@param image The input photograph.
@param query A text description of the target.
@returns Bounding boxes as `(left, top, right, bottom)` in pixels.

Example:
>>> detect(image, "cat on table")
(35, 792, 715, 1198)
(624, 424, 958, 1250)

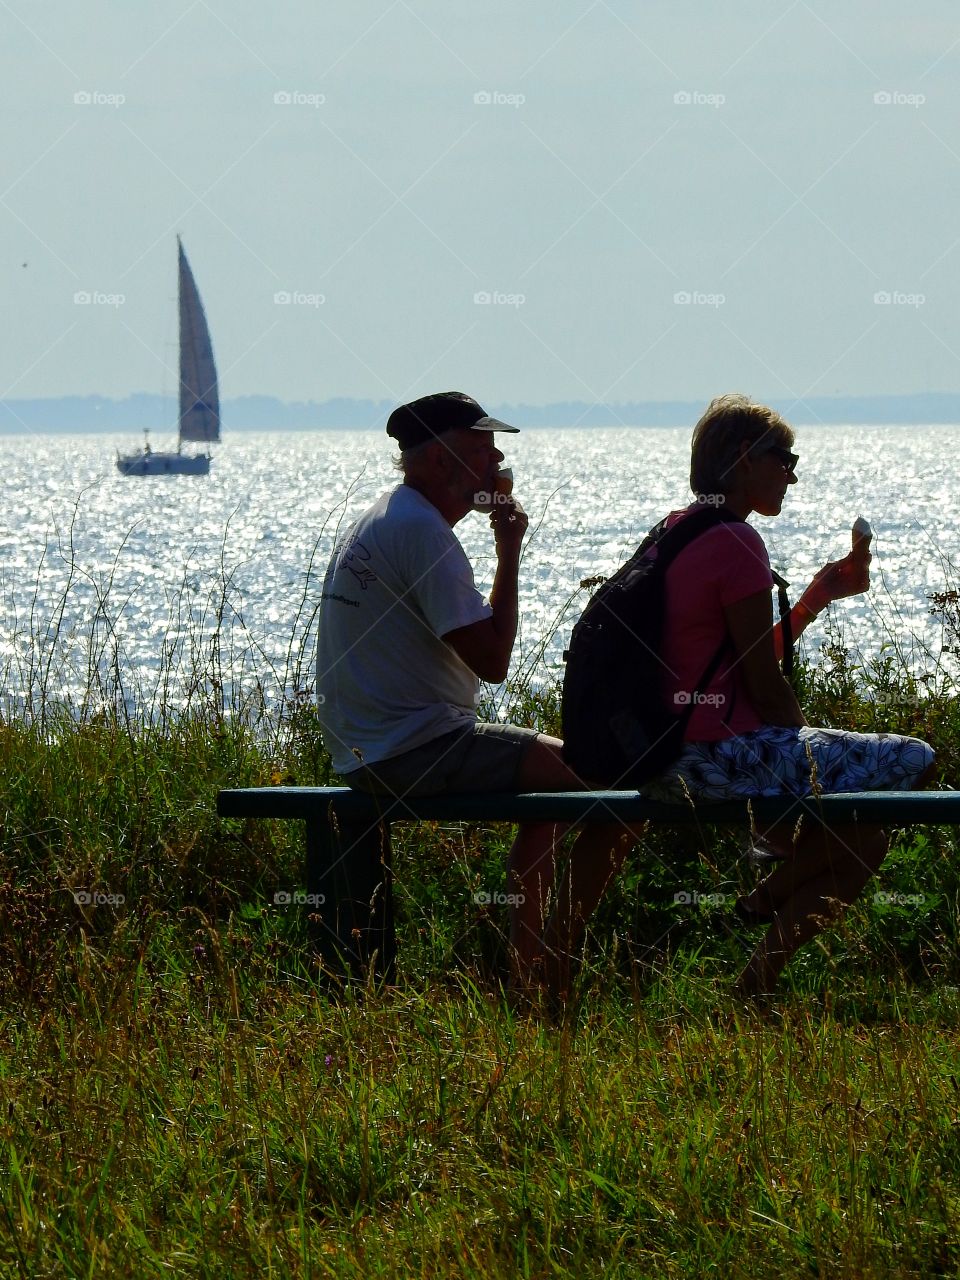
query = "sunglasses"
(763, 444, 799, 475)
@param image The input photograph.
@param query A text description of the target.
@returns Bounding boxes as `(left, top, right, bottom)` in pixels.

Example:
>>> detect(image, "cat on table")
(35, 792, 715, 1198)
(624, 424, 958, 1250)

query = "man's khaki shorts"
(345, 721, 541, 798)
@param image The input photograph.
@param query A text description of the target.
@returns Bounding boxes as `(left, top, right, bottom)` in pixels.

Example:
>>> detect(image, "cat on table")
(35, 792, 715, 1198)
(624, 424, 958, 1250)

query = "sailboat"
(116, 237, 220, 476)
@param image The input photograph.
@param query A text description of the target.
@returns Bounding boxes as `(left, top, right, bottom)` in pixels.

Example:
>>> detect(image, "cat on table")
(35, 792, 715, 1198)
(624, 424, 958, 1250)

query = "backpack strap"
(639, 504, 742, 564)
(656, 512, 795, 684)
(771, 570, 794, 683)
(675, 634, 731, 736)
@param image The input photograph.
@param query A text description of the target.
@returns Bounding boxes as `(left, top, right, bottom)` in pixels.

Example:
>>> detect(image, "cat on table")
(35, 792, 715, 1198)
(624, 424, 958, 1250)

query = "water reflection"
(0, 424, 956, 714)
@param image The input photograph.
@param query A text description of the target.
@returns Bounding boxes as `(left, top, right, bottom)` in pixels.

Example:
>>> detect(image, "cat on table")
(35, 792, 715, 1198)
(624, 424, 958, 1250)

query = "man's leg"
(508, 736, 639, 998)
(506, 819, 565, 990)
(506, 736, 577, 992)
(539, 822, 635, 1000)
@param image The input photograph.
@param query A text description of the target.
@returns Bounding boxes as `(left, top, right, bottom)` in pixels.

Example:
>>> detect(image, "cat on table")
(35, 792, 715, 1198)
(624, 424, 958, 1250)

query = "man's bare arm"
(444, 499, 526, 683)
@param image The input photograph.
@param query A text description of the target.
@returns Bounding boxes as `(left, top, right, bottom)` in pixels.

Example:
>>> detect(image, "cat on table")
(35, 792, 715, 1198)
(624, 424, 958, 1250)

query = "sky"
(3, 2, 960, 413)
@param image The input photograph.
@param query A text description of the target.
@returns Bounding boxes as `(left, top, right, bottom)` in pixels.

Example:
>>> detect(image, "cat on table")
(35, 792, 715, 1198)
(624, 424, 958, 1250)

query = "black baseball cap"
(386, 391, 519, 450)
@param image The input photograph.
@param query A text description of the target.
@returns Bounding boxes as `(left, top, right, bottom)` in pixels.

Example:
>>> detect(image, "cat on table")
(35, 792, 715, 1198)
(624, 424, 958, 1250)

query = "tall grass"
(0, 530, 959, 1274)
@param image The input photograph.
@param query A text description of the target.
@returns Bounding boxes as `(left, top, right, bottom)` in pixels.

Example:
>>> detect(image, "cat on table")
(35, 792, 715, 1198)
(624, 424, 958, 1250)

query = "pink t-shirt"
(657, 509, 774, 741)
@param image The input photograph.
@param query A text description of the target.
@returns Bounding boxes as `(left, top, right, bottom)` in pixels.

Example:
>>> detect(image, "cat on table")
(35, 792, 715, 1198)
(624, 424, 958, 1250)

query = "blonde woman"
(645, 394, 935, 997)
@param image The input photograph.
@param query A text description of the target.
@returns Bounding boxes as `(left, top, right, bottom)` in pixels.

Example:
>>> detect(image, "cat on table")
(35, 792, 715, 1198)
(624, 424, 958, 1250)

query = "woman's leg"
(734, 819, 888, 998)
(739, 756, 937, 920)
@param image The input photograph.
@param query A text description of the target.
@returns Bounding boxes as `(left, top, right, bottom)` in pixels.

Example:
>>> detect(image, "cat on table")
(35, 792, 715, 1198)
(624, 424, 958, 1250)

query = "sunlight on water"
(0, 424, 956, 711)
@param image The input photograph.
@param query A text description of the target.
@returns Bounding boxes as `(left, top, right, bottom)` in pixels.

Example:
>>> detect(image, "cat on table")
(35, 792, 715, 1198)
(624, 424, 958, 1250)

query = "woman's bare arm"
(723, 589, 806, 726)
(772, 548, 871, 662)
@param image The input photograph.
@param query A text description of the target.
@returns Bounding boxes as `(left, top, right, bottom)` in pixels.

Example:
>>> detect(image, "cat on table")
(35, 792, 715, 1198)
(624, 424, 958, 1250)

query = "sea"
(0, 424, 957, 716)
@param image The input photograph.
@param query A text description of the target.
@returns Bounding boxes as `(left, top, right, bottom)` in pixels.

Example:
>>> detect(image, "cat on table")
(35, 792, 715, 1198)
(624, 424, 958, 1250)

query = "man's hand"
(803, 548, 871, 613)
(444, 496, 526, 681)
(489, 496, 528, 559)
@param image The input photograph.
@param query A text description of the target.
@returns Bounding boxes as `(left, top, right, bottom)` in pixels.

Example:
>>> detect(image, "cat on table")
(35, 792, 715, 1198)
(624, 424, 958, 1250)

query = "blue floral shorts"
(644, 725, 935, 801)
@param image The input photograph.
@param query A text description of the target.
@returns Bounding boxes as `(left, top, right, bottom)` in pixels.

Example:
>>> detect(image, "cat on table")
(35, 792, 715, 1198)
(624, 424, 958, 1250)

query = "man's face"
(443, 428, 504, 498)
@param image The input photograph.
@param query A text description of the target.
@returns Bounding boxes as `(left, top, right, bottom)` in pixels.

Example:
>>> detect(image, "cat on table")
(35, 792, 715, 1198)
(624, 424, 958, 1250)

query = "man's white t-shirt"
(315, 485, 492, 774)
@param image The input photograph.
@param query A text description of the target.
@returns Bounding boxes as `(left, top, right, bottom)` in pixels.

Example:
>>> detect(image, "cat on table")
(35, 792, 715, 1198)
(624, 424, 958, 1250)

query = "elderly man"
(316, 391, 630, 999)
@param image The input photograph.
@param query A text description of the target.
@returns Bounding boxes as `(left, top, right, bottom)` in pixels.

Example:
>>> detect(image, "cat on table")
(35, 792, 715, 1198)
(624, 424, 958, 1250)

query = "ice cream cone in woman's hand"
(852, 516, 872, 562)
(851, 516, 872, 587)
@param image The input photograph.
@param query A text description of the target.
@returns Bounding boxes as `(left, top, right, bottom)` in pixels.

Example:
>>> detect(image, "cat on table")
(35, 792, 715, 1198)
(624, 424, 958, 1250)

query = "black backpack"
(560, 505, 743, 787)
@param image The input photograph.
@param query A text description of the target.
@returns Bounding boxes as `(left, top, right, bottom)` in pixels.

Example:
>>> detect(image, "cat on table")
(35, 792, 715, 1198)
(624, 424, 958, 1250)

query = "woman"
(645, 393, 935, 999)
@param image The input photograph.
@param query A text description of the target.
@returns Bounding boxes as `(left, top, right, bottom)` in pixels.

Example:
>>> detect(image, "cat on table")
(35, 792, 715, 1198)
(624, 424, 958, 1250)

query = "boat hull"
(116, 451, 210, 476)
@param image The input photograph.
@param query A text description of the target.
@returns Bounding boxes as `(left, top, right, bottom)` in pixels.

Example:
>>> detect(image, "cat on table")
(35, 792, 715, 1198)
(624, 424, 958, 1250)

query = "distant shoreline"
(2, 392, 959, 433)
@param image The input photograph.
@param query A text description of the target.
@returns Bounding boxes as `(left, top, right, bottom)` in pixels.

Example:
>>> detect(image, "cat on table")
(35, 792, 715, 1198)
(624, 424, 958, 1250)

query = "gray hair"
(393, 437, 436, 475)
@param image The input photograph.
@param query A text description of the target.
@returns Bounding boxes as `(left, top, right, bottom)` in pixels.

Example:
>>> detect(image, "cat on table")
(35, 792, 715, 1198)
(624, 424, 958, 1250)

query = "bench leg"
(306, 813, 396, 983)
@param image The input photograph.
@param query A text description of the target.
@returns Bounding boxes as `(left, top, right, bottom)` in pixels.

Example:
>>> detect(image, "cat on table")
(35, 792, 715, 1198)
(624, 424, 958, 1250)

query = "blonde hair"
(690, 393, 794, 497)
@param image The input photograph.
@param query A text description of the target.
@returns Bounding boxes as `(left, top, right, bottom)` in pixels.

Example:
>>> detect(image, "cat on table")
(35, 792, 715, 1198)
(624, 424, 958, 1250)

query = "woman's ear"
(736, 439, 753, 470)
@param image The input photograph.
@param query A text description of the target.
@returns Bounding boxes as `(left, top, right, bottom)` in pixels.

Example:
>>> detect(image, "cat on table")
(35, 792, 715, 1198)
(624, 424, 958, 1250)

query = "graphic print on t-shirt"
(340, 533, 378, 591)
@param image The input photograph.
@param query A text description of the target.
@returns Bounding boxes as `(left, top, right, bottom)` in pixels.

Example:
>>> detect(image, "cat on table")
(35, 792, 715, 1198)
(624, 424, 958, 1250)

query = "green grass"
(3, 950, 960, 1277)
(1, 586, 960, 1274)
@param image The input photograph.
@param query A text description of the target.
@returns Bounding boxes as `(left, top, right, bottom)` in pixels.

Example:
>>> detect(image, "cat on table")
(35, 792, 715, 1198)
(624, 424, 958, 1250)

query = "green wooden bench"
(216, 786, 960, 980)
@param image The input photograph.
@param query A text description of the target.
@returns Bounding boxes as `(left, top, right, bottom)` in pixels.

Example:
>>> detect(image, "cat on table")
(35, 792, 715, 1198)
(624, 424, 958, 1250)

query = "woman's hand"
(802, 548, 871, 613)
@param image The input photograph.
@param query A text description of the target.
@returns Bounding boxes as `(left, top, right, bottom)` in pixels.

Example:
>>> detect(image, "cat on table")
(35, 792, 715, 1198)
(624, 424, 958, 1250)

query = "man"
(316, 391, 631, 999)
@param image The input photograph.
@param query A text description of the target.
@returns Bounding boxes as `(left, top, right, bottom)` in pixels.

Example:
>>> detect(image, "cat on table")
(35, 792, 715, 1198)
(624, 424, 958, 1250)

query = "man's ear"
(431, 437, 459, 474)
(427, 439, 446, 473)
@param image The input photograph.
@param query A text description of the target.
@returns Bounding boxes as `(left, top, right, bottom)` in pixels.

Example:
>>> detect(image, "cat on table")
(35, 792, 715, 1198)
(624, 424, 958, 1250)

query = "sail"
(177, 238, 220, 444)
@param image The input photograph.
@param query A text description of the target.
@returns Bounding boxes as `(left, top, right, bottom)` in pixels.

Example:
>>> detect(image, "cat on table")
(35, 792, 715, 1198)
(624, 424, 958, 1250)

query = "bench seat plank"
(217, 786, 960, 826)
(216, 785, 960, 981)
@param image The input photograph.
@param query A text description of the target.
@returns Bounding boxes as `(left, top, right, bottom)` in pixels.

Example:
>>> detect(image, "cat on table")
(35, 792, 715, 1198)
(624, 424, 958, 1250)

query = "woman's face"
(744, 441, 798, 516)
